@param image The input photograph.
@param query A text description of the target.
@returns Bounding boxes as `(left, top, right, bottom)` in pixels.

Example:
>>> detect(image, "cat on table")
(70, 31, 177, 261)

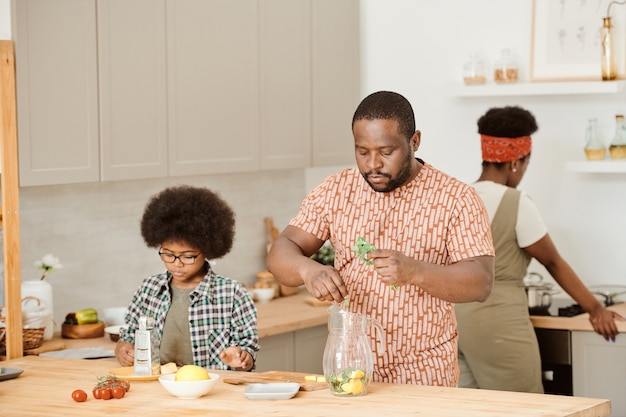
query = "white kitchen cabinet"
(255, 332, 294, 372)
(97, 0, 168, 181)
(311, 0, 360, 167)
(14, 0, 360, 186)
(255, 324, 327, 374)
(15, 0, 167, 185)
(166, 0, 260, 176)
(258, 0, 311, 171)
(14, 0, 100, 186)
(572, 331, 626, 417)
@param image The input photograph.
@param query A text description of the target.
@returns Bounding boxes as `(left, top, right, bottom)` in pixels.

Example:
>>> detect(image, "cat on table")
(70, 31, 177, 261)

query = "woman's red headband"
(480, 134, 532, 163)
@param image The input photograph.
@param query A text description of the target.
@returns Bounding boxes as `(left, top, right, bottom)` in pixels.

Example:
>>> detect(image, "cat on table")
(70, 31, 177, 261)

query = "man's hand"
(369, 248, 416, 289)
(302, 264, 348, 303)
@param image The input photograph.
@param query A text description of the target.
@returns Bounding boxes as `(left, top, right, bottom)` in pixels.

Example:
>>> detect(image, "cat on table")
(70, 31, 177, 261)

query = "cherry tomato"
(100, 388, 112, 400)
(72, 389, 88, 402)
(92, 388, 102, 399)
(119, 379, 131, 392)
(111, 386, 125, 399)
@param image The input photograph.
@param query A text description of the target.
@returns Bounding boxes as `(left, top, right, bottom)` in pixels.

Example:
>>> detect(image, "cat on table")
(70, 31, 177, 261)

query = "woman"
(114, 185, 259, 371)
(455, 106, 622, 393)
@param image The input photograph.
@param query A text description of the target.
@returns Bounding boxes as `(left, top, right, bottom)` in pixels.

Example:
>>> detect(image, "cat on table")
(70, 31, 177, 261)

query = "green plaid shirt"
(120, 263, 258, 370)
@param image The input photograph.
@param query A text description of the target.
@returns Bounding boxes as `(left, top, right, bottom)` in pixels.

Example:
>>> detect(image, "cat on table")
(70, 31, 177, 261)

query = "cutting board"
(24, 339, 66, 356)
(223, 371, 328, 391)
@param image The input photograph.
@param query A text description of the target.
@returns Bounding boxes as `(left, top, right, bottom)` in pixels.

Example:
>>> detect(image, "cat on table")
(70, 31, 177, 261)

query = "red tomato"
(72, 389, 88, 402)
(111, 386, 125, 399)
(119, 379, 131, 392)
(92, 388, 101, 399)
(100, 388, 112, 400)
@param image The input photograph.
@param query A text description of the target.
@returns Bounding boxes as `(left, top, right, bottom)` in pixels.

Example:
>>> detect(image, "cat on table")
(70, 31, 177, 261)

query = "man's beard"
(363, 156, 414, 193)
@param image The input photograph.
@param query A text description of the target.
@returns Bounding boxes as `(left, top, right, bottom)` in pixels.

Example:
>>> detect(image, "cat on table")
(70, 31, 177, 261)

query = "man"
(267, 91, 494, 386)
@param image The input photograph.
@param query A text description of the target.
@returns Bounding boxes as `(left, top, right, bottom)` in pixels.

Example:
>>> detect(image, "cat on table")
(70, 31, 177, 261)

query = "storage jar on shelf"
(493, 49, 518, 84)
(609, 114, 626, 159)
(601, 17, 617, 81)
(583, 118, 606, 161)
(463, 53, 486, 85)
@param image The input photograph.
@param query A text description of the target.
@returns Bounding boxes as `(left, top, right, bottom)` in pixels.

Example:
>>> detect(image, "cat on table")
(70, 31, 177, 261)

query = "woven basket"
(0, 296, 46, 352)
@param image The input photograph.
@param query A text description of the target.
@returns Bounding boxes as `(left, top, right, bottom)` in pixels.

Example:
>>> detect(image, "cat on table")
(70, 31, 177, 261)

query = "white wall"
(361, 0, 626, 298)
(0, 0, 9, 40)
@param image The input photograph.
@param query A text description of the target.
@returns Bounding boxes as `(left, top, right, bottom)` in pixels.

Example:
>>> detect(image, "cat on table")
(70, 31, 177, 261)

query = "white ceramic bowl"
(158, 373, 220, 399)
(252, 288, 274, 303)
(102, 307, 126, 326)
(104, 325, 127, 342)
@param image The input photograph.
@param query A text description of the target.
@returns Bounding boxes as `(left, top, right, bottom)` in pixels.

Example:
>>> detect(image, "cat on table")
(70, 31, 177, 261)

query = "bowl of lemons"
(158, 365, 220, 399)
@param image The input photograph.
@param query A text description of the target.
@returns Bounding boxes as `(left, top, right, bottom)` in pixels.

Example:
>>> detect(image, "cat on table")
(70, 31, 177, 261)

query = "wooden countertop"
(0, 355, 611, 416)
(254, 289, 328, 338)
(530, 302, 626, 332)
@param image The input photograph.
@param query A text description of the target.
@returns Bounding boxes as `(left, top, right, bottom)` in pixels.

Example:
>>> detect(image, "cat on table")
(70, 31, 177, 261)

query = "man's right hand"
(302, 264, 348, 303)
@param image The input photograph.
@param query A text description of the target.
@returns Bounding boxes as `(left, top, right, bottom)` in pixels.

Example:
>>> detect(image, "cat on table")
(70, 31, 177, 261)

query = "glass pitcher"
(322, 303, 385, 397)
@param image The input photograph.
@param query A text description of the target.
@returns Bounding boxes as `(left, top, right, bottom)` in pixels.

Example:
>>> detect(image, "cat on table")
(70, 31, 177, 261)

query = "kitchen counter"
(530, 302, 626, 332)
(253, 289, 328, 338)
(0, 355, 611, 416)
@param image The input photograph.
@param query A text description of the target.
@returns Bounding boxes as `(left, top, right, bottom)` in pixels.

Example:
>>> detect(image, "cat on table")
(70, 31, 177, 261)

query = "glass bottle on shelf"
(583, 118, 606, 161)
(463, 52, 486, 85)
(601, 17, 617, 81)
(609, 114, 626, 159)
(493, 49, 518, 84)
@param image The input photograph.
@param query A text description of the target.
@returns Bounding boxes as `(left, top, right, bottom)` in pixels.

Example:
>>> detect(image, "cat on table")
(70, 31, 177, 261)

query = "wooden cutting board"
(24, 339, 66, 356)
(223, 370, 327, 391)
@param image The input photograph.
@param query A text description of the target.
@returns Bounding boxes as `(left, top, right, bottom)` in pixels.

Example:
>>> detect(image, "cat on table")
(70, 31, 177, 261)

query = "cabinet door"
(258, 0, 311, 171)
(166, 0, 260, 176)
(294, 324, 327, 374)
(15, 0, 99, 186)
(311, 0, 360, 167)
(256, 332, 295, 372)
(97, 0, 168, 181)
(572, 331, 626, 416)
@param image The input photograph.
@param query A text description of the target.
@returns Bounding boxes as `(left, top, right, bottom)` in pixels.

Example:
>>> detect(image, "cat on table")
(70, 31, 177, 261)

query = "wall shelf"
(566, 160, 626, 173)
(452, 80, 626, 97)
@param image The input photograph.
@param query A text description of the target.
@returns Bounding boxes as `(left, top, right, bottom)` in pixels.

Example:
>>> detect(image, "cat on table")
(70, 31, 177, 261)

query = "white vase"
(21, 280, 54, 340)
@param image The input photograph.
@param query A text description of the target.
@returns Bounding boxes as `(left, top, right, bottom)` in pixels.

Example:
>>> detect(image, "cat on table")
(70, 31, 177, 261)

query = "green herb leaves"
(352, 236, 376, 265)
(352, 237, 398, 291)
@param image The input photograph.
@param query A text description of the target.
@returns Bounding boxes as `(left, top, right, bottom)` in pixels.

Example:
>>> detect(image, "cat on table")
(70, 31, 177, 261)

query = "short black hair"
(477, 106, 539, 137)
(352, 91, 416, 140)
(140, 185, 235, 260)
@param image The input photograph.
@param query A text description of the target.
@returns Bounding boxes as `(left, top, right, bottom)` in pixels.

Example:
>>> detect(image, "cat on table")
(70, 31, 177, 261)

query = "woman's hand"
(219, 346, 254, 371)
(588, 305, 624, 341)
(115, 340, 135, 367)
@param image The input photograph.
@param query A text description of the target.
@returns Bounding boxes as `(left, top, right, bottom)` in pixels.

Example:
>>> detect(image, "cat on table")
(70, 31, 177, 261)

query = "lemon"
(174, 365, 210, 381)
(340, 381, 353, 393)
(341, 378, 364, 395)
(348, 369, 365, 380)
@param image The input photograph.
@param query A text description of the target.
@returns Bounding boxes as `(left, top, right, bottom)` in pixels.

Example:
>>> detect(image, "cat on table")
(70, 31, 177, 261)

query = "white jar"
(463, 53, 486, 85)
(21, 280, 54, 340)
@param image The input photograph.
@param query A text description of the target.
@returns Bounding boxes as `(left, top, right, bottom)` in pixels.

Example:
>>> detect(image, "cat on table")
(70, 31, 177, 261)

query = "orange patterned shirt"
(290, 162, 494, 386)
